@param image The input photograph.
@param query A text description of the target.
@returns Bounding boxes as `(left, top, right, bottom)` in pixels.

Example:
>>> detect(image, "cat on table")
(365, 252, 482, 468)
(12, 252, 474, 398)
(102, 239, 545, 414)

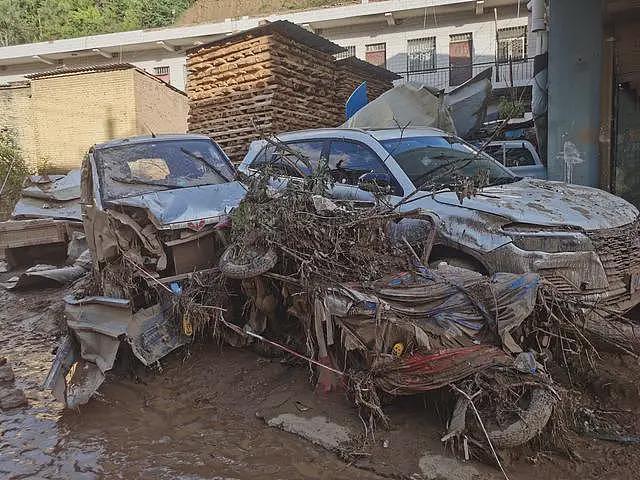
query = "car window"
(484, 145, 504, 162)
(380, 136, 514, 190)
(96, 139, 234, 202)
(504, 147, 536, 167)
(327, 140, 401, 194)
(250, 141, 325, 177)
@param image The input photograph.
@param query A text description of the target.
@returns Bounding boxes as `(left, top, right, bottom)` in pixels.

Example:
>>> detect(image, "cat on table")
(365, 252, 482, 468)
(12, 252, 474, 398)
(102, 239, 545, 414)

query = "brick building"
(0, 64, 188, 171)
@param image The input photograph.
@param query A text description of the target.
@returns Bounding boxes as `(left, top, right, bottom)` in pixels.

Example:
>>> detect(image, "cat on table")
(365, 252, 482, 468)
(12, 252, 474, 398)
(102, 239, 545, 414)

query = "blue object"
(345, 82, 368, 120)
(169, 282, 182, 295)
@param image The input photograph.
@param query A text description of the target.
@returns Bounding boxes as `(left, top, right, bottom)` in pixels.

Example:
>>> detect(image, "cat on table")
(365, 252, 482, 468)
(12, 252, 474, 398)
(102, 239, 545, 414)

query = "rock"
(0, 364, 15, 383)
(418, 453, 484, 480)
(265, 413, 351, 451)
(0, 260, 9, 273)
(0, 387, 28, 409)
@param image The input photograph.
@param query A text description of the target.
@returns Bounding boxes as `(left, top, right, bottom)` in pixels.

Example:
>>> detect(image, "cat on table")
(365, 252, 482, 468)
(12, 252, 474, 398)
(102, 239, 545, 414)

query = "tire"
(487, 388, 555, 448)
(219, 244, 277, 279)
(451, 387, 555, 449)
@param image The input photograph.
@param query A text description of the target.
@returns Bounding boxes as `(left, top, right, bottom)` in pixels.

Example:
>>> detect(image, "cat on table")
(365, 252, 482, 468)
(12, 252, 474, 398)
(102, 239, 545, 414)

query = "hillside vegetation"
(0, 0, 194, 46)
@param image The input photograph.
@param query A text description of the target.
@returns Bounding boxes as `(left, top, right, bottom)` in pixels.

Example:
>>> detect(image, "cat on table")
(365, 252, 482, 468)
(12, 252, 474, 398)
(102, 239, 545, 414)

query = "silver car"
(239, 127, 640, 314)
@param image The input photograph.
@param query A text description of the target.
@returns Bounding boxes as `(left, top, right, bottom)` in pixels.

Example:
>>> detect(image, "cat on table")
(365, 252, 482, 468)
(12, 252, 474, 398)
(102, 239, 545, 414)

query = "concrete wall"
(133, 70, 188, 135)
(30, 69, 138, 170)
(547, 0, 603, 186)
(0, 83, 37, 169)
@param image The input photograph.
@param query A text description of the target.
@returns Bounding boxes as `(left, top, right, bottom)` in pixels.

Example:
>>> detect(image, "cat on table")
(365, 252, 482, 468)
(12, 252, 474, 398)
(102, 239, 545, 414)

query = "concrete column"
(547, 0, 603, 186)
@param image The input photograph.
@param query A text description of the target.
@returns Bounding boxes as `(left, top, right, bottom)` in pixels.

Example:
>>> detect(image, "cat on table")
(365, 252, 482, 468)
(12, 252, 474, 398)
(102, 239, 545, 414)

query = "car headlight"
(502, 223, 594, 253)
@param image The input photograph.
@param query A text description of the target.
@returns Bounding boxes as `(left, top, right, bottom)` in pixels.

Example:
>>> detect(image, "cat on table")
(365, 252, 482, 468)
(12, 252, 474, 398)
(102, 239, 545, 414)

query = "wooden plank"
(0, 219, 68, 249)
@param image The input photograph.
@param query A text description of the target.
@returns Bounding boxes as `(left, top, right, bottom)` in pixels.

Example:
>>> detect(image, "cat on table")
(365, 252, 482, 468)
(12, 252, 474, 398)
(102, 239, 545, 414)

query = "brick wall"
(30, 69, 138, 170)
(133, 71, 188, 136)
(0, 83, 37, 169)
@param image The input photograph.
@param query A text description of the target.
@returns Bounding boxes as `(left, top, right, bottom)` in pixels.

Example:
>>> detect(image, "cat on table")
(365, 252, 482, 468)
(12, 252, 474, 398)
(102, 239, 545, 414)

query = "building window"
(407, 37, 436, 72)
(153, 65, 171, 83)
(497, 26, 527, 62)
(335, 45, 356, 60)
(365, 43, 386, 68)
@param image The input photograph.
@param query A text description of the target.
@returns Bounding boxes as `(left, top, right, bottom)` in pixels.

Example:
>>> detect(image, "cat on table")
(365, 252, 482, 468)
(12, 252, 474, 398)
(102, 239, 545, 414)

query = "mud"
(3, 282, 640, 480)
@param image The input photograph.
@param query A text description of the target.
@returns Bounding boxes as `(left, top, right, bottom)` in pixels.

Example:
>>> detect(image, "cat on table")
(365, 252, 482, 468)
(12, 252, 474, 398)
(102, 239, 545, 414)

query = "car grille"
(542, 218, 640, 311)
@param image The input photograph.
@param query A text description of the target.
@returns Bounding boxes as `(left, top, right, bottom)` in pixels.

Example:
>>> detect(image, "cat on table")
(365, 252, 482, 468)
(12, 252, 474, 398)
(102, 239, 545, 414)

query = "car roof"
(93, 133, 213, 150)
(266, 126, 449, 143)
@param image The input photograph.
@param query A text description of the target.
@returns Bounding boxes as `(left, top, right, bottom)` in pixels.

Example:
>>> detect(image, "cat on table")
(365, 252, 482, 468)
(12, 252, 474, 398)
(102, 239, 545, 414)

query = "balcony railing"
(395, 58, 534, 91)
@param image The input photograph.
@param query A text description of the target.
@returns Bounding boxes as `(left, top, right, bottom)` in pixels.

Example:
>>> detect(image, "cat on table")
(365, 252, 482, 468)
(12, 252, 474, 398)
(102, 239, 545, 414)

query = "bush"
(0, 129, 30, 220)
(498, 97, 526, 120)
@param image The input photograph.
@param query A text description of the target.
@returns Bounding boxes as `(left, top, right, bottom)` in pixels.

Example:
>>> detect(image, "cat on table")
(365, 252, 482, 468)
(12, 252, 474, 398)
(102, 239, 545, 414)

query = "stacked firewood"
(186, 21, 396, 163)
(335, 56, 399, 104)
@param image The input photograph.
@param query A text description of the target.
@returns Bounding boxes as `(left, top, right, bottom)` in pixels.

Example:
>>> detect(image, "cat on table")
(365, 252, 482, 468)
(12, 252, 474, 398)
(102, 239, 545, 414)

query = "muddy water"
(0, 287, 383, 480)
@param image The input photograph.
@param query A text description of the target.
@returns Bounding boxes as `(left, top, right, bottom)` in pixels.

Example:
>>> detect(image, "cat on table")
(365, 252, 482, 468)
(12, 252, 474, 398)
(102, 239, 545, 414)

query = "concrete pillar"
(547, 0, 603, 186)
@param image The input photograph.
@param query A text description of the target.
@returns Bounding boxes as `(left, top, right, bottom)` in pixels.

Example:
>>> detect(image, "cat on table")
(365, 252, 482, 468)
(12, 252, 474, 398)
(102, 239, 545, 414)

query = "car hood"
(430, 178, 638, 230)
(107, 181, 247, 230)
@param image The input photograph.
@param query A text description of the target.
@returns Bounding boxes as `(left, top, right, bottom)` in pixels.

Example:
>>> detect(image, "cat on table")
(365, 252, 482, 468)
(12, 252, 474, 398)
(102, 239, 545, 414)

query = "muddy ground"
(2, 281, 640, 480)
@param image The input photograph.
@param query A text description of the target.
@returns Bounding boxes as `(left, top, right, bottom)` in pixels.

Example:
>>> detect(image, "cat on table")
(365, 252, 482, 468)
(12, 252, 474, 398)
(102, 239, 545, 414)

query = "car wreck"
(81, 134, 245, 285)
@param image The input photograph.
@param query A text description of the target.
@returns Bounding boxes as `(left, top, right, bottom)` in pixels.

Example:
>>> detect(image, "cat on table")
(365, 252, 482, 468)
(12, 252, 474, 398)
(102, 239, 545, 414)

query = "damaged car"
(239, 127, 640, 329)
(81, 134, 246, 284)
(44, 134, 247, 408)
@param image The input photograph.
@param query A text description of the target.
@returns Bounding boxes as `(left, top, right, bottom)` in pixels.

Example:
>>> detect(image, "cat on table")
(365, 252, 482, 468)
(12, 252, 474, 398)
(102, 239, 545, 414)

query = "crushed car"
(45, 134, 248, 407)
(81, 133, 246, 284)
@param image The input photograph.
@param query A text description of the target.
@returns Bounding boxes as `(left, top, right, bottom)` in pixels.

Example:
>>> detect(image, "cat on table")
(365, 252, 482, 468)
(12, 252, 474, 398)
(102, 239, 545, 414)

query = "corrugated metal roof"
(335, 56, 401, 81)
(187, 20, 345, 55)
(25, 63, 135, 79)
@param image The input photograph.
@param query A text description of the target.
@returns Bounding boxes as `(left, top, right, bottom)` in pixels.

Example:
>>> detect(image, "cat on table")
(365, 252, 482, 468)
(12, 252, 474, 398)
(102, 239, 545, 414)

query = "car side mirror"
(358, 172, 391, 194)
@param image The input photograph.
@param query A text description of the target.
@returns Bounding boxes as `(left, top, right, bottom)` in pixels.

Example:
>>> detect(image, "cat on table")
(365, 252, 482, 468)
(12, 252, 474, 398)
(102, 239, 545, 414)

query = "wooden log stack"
(186, 21, 398, 163)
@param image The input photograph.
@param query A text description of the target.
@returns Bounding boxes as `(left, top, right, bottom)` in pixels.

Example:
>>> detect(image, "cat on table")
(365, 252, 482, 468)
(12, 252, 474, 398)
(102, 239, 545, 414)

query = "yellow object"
(182, 315, 193, 336)
(392, 342, 405, 357)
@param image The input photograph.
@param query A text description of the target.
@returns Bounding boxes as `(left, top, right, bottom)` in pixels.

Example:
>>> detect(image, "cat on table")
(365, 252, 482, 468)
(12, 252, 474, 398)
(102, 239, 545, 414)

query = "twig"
(450, 384, 511, 480)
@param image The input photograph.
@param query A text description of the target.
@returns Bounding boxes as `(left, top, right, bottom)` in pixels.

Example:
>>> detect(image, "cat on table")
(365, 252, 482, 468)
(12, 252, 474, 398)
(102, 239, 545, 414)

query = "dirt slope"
(177, 0, 358, 25)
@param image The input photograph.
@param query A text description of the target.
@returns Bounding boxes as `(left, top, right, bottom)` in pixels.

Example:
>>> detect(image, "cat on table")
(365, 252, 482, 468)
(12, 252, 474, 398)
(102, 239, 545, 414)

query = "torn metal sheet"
(128, 303, 187, 366)
(45, 296, 187, 408)
(11, 196, 82, 221)
(12, 170, 82, 221)
(21, 170, 81, 202)
(342, 83, 456, 133)
(1, 250, 91, 290)
(444, 68, 492, 138)
(108, 181, 247, 230)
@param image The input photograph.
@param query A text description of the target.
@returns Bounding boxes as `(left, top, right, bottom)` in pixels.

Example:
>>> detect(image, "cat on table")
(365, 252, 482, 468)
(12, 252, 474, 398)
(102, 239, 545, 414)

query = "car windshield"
(96, 139, 235, 201)
(380, 135, 516, 190)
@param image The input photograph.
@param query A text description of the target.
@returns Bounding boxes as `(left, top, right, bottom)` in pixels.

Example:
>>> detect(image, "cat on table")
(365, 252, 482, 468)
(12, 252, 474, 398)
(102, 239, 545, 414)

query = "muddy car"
(81, 134, 246, 280)
(239, 127, 640, 318)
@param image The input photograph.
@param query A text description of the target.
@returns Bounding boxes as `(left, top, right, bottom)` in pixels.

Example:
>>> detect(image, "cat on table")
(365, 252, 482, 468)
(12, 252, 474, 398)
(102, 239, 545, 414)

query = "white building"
(0, 0, 531, 100)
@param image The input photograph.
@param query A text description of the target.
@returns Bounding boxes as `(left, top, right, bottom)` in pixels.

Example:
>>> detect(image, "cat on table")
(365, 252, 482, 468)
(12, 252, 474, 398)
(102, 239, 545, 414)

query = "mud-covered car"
(81, 134, 246, 279)
(239, 127, 640, 319)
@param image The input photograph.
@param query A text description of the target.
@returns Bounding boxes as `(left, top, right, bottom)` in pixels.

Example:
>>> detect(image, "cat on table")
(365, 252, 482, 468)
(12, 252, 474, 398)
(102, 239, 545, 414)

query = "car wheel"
(219, 244, 278, 279)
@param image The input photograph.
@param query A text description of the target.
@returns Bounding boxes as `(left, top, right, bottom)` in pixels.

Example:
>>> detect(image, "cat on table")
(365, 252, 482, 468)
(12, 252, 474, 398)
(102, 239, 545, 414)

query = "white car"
(484, 140, 546, 179)
(239, 127, 640, 315)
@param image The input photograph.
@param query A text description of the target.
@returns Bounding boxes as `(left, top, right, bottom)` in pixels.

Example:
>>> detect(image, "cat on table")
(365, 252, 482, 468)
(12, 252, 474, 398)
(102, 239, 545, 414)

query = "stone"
(0, 364, 15, 383)
(265, 413, 351, 451)
(0, 387, 28, 409)
(418, 453, 485, 480)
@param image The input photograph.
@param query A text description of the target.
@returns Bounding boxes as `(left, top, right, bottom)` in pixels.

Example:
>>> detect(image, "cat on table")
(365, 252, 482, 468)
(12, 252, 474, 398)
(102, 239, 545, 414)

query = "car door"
(325, 139, 403, 203)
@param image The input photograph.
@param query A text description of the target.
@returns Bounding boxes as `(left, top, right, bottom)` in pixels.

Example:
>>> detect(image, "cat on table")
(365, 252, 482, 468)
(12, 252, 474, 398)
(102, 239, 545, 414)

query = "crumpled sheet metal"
(341, 83, 456, 133)
(0, 249, 92, 290)
(108, 181, 247, 230)
(443, 67, 493, 138)
(12, 170, 82, 221)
